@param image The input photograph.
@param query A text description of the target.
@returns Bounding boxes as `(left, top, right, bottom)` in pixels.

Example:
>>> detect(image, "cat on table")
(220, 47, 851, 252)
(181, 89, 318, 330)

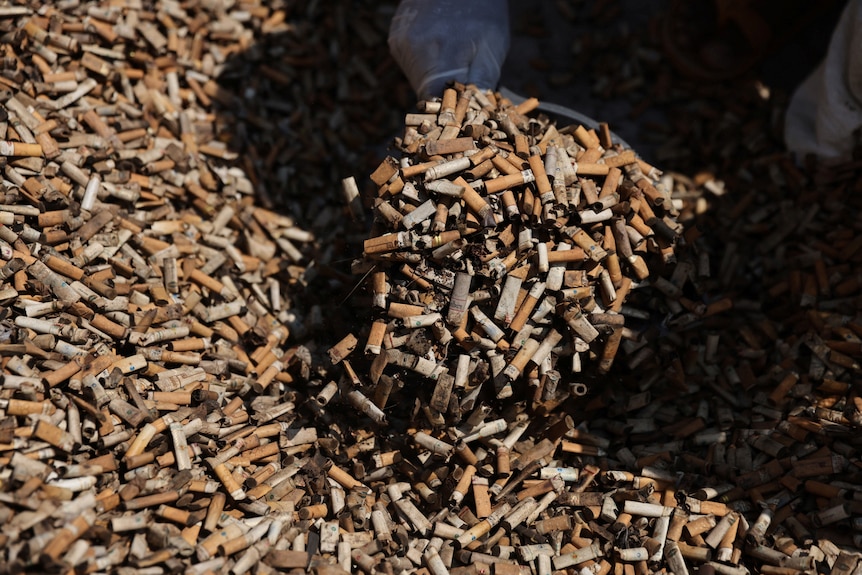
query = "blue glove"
(389, 0, 510, 100)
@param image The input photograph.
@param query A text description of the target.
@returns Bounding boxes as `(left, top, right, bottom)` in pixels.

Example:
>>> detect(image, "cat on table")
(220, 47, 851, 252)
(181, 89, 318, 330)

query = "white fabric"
(785, 0, 862, 162)
(388, 0, 510, 99)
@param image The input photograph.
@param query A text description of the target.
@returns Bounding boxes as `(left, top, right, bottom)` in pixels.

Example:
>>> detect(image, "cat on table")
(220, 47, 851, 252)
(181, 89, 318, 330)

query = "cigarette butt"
(328, 333, 357, 365)
(0, 141, 43, 157)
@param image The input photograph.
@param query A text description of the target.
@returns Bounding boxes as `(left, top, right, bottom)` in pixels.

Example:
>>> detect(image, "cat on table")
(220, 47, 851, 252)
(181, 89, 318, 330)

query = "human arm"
(388, 0, 510, 100)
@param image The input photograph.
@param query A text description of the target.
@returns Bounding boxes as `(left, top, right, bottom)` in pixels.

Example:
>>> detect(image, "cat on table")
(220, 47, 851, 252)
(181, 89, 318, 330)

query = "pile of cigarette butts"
(1, 1, 862, 575)
(352, 84, 685, 424)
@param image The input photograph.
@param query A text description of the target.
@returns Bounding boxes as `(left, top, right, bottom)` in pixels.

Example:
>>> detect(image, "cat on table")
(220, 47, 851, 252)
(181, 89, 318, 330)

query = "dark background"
(499, 0, 845, 164)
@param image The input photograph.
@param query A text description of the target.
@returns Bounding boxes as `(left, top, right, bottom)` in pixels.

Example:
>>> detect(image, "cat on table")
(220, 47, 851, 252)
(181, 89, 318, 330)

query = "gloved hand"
(785, 0, 862, 162)
(389, 0, 510, 100)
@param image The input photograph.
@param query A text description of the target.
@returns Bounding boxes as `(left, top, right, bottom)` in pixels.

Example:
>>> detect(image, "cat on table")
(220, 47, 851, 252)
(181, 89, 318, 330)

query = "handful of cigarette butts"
(347, 84, 685, 426)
